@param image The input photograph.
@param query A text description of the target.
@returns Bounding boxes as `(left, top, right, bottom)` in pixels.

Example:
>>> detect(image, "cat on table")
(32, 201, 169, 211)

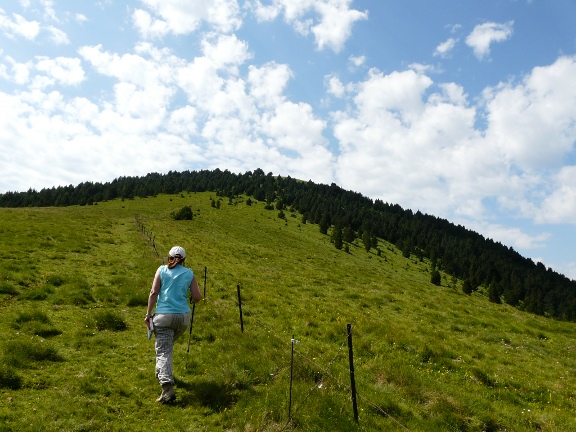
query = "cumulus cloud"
(537, 166, 576, 224)
(466, 21, 514, 60)
(325, 74, 346, 98)
(1, 56, 32, 85)
(0, 27, 336, 192)
(0, 10, 40, 40)
(132, 9, 169, 39)
(248, 62, 292, 107)
(0, 4, 68, 45)
(34, 56, 85, 88)
(332, 68, 493, 218)
(326, 54, 576, 261)
(250, 0, 367, 53)
(483, 55, 576, 173)
(136, 0, 242, 37)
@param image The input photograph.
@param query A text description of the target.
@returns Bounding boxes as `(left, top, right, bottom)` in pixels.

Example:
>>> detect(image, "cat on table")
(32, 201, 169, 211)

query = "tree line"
(2, 168, 575, 321)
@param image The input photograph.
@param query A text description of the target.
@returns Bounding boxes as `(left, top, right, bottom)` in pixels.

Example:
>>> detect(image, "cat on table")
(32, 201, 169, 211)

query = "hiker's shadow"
(173, 378, 240, 411)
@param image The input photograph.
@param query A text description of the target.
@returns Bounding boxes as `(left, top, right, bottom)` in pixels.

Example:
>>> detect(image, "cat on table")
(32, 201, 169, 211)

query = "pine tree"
(332, 227, 343, 250)
(319, 215, 330, 235)
(362, 230, 371, 251)
(431, 269, 441, 286)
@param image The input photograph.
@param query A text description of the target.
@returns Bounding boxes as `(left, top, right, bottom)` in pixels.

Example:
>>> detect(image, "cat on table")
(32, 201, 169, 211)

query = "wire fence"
(135, 216, 463, 432)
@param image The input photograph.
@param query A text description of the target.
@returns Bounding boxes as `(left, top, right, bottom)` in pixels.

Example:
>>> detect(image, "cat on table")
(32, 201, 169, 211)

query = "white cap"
(169, 246, 186, 259)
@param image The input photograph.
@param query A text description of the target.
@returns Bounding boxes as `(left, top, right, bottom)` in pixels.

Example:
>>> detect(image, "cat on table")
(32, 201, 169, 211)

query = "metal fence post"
(347, 323, 359, 424)
(237, 284, 244, 332)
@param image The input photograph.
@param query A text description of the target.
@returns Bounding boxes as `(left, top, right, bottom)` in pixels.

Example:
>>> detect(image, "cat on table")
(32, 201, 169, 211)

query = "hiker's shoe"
(156, 383, 176, 404)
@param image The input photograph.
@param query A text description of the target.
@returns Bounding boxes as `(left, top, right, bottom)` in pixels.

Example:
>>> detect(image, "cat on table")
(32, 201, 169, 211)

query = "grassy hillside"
(1, 192, 576, 431)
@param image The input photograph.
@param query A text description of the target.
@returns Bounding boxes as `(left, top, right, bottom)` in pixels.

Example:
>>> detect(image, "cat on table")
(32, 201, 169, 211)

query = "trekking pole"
(185, 301, 196, 369)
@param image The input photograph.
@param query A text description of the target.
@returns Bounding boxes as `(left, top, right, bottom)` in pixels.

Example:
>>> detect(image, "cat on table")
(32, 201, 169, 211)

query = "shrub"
(172, 206, 193, 220)
(94, 310, 127, 331)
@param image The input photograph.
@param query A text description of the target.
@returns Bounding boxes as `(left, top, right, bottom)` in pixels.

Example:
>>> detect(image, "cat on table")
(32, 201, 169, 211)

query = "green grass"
(1, 192, 576, 431)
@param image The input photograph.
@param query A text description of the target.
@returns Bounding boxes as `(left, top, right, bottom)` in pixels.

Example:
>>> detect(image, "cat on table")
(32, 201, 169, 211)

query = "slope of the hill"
(1, 168, 575, 322)
(1, 192, 575, 431)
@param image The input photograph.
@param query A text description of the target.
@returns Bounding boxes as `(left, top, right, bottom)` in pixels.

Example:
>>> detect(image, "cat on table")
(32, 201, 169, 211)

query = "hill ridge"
(1, 168, 575, 321)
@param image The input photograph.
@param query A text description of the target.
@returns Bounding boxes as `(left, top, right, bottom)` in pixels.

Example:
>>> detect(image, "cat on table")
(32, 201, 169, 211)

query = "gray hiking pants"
(153, 312, 191, 385)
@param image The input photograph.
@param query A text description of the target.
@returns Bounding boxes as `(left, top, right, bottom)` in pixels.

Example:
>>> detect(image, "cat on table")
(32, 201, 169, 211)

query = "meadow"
(1, 192, 576, 431)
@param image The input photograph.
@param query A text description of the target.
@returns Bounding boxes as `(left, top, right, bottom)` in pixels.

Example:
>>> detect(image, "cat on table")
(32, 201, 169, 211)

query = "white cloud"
(40, 0, 58, 22)
(201, 33, 251, 70)
(447, 24, 461, 34)
(250, 0, 367, 53)
(79, 43, 181, 89)
(0, 10, 40, 40)
(0, 5, 67, 44)
(537, 166, 576, 224)
(327, 71, 491, 218)
(248, 62, 292, 107)
(330, 54, 576, 258)
(325, 74, 345, 98)
(561, 262, 576, 281)
(137, 0, 242, 36)
(74, 13, 88, 23)
(132, 9, 169, 39)
(434, 37, 457, 58)
(45, 25, 69, 44)
(408, 63, 442, 75)
(261, 100, 327, 153)
(483, 55, 576, 173)
(0, 26, 336, 192)
(311, 0, 368, 52)
(173, 34, 251, 109)
(333, 69, 480, 216)
(34, 56, 85, 87)
(469, 221, 550, 250)
(1, 56, 32, 85)
(466, 21, 514, 60)
(166, 105, 198, 138)
(348, 54, 365, 69)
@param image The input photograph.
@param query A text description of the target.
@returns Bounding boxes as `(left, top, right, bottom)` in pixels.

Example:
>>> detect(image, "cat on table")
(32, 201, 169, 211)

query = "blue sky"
(1, 0, 576, 279)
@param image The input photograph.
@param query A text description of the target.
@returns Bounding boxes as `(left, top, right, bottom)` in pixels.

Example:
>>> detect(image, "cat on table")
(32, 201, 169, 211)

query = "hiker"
(144, 245, 202, 403)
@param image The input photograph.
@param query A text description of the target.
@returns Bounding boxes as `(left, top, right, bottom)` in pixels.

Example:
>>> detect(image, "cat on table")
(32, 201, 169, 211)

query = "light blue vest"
(155, 264, 193, 314)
